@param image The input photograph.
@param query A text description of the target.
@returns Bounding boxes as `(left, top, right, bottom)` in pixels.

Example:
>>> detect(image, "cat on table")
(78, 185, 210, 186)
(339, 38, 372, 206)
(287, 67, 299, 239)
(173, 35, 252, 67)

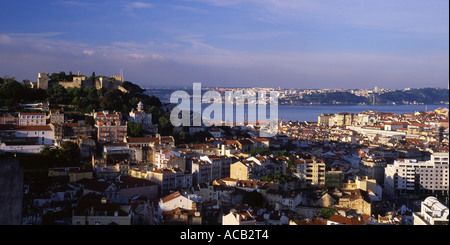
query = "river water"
(276, 104, 447, 122)
(147, 90, 447, 122)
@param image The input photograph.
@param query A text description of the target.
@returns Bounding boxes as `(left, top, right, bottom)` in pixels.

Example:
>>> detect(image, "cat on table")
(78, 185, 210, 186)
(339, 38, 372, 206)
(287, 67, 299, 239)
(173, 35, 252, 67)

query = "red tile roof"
(161, 191, 183, 203)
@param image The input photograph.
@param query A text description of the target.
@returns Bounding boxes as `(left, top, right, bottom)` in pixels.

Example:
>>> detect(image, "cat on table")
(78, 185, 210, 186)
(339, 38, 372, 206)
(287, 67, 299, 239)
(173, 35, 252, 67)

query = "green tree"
(0, 80, 24, 101)
(158, 114, 174, 135)
(59, 141, 80, 165)
(128, 122, 144, 137)
(173, 130, 186, 144)
(274, 150, 286, 157)
(122, 81, 144, 94)
(286, 157, 297, 176)
(84, 116, 95, 126)
(242, 190, 264, 207)
(248, 147, 271, 156)
(317, 207, 338, 219)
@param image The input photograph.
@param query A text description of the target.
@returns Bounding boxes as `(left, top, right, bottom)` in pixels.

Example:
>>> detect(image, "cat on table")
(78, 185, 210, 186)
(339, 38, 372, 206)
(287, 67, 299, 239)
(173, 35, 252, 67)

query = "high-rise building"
(384, 152, 449, 198)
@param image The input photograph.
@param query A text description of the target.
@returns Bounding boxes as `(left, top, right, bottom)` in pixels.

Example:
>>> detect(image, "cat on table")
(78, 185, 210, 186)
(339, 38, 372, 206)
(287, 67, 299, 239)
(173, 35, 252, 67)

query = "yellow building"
(435, 107, 449, 116)
(213, 177, 238, 187)
(72, 195, 131, 225)
(48, 167, 93, 183)
(295, 159, 326, 186)
(337, 189, 372, 216)
(230, 161, 262, 180)
(318, 113, 332, 126)
(230, 161, 249, 180)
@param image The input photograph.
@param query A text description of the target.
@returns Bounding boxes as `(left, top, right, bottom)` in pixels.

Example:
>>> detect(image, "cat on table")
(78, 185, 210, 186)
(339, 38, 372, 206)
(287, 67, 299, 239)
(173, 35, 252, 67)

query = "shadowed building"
(0, 159, 23, 225)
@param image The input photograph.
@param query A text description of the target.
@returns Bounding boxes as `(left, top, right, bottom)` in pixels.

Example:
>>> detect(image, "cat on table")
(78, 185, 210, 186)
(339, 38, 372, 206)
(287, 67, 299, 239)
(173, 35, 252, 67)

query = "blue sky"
(0, 0, 448, 89)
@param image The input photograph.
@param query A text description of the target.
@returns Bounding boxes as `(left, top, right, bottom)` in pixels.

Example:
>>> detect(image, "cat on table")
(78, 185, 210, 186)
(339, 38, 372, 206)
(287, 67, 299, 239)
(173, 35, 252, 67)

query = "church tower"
(137, 101, 144, 112)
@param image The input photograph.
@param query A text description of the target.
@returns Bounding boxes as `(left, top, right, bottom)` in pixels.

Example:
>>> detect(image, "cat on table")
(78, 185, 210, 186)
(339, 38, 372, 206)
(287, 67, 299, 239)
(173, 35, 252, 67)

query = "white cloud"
(129, 53, 145, 59)
(125, 1, 153, 11)
(0, 30, 448, 89)
(83, 50, 94, 56)
(0, 34, 12, 44)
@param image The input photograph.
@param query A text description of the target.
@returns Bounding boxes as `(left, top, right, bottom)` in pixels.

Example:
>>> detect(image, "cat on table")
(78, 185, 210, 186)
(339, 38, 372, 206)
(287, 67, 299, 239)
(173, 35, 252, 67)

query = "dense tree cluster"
(0, 78, 46, 109)
(0, 74, 164, 123)
(40, 141, 81, 167)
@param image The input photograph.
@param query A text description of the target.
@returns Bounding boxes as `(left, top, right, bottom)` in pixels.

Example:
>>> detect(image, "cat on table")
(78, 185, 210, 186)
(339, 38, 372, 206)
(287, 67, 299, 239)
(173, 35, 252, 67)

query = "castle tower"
(37, 73, 49, 90)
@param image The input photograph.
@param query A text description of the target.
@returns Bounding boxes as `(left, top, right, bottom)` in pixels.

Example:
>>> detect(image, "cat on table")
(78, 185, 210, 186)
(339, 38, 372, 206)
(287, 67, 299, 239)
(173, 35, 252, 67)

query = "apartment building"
(199, 155, 233, 181)
(125, 137, 159, 163)
(49, 122, 94, 146)
(0, 114, 18, 125)
(94, 111, 127, 143)
(192, 160, 213, 185)
(148, 168, 191, 195)
(337, 189, 372, 216)
(230, 160, 263, 181)
(359, 156, 387, 185)
(0, 125, 54, 153)
(295, 158, 326, 187)
(384, 152, 449, 197)
(154, 149, 181, 169)
(47, 109, 64, 124)
(18, 112, 46, 126)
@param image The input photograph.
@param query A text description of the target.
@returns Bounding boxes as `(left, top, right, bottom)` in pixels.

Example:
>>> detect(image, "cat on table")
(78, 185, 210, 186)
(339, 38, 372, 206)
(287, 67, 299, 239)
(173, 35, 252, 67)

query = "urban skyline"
(1, 0, 449, 89)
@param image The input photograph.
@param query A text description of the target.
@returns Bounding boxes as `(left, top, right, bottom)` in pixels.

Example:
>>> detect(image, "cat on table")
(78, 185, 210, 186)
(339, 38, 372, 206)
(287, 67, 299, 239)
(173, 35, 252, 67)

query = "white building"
(385, 152, 449, 197)
(222, 210, 256, 225)
(0, 125, 55, 153)
(413, 196, 449, 225)
(128, 101, 153, 131)
(18, 112, 46, 126)
(154, 149, 181, 169)
(158, 191, 195, 212)
(281, 192, 303, 211)
(208, 128, 223, 138)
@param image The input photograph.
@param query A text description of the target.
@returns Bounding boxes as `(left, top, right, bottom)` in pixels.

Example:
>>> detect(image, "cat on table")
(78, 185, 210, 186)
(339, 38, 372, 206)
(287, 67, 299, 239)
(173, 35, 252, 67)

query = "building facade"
(295, 159, 326, 187)
(128, 101, 153, 131)
(18, 112, 46, 126)
(384, 152, 449, 198)
(94, 111, 127, 142)
(359, 156, 387, 185)
(413, 196, 449, 225)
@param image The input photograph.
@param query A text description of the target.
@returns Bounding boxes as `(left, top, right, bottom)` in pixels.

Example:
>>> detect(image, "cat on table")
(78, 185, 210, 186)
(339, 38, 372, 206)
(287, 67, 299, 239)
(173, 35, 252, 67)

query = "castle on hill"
(35, 71, 128, 92)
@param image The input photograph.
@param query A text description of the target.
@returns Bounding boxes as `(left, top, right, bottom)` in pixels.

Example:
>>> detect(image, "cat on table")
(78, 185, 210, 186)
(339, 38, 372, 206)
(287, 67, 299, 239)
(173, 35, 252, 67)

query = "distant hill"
(301, 91, 367, 104)
(377, 88, 449, 105)
(279, 88, 449, 105)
